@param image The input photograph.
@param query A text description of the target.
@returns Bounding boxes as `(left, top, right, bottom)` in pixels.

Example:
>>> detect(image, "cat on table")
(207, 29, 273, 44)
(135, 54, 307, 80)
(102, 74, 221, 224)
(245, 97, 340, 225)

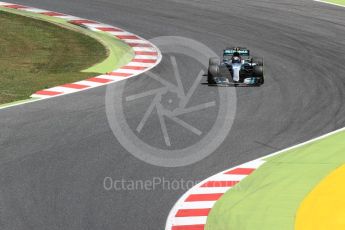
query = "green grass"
(206, 130, 345, 230)
(0, 8, 134, 104)
(322, 0, 345, 6)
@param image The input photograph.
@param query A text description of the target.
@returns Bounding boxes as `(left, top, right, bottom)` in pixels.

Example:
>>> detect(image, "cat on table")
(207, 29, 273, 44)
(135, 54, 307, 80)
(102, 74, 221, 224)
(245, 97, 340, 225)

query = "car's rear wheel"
(259, 76, 265, 85)
(252, 57, 263, 66)
(254, 65, 264, 77)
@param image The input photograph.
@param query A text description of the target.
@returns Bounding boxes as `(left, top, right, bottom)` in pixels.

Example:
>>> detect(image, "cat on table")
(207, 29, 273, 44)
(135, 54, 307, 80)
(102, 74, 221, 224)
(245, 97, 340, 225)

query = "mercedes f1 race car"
(208, 47, 264, 86)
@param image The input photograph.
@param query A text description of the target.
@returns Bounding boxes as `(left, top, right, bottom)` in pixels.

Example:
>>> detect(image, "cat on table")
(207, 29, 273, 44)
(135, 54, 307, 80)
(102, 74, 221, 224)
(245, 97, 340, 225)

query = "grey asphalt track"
(1, 0, 345, 229)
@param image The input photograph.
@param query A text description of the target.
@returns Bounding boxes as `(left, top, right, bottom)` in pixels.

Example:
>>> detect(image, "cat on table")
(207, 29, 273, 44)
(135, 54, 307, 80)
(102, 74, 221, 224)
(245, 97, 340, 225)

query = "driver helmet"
(232, 55, 241, 64)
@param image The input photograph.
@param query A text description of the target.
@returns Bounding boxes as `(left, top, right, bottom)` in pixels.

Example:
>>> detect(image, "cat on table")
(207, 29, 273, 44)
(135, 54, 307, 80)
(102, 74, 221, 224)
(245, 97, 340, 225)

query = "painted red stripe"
(127, 43, 152, 47)
(34, 90, 62, 96)
(61, 83, 89, 89)
(4, 4, 28, 9)
(121, 66, 147, 70)
(224, 168, 255, 175)
(172, 224, 205, 230)
(70, 19, 98, 24)
(185, 193, 223, 202)
(175, 208, 211, 217)
(96, 27, 122, 32)
(87, 77, 112, 83)
(116, 35, 140, 40)
(108, 72, 132, 77)
(201, 181, 239, 188)
(132, 59, 157, 63)
(135, 51, 158, 56)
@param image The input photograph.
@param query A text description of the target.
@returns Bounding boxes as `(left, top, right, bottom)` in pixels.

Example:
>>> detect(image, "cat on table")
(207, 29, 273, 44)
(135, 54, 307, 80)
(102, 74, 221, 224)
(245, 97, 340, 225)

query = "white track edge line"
(314, 0, 345, 8)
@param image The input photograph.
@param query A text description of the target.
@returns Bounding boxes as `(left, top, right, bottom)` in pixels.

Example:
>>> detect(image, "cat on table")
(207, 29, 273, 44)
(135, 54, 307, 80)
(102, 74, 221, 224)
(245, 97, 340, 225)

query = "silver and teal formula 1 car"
(208, 47, 264, 86)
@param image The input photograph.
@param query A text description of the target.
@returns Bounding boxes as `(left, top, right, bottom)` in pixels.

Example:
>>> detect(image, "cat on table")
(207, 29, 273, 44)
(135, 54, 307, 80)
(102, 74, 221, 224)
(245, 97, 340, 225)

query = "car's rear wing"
(223, 47, 250, 56)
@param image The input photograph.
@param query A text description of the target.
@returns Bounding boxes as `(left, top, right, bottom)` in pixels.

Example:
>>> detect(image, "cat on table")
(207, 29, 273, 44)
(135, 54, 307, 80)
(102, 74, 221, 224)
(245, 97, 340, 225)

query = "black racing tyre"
(254, 65, 264, 77)
(209, 57, 220, 66)
(208, 65, 219, 84)
(252, 57, 263, 66)
(259, 76, 265, 85)
(207, 72, 216, 84)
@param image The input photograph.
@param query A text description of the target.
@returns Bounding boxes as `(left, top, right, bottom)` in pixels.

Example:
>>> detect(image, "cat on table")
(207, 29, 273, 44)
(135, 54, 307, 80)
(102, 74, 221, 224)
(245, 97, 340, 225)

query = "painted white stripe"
(0, 2, 13, 6)
(75, 80, 104, 87)
(206, 174, 247, 181)
(47, 86, 79, 94)
(22, 8, 49, 13)
(54, 15, 82, 20)
(80, 23, 102, 28)
(134, 55, 158, 60)
(107, 31, 132, 36)
(81, 23, 114, 28)
(96, 75, 127, 82)
(122, 39, 150, 44)
(172, 216, 207, 226)
(126, 62, 155, 67)
(30, 94, 52, 99)
(190, 187, 230, 194)
(88, 27, 100, 32)
(115, 69, 142, 74)
(239, 160, 266, 169)
(179, 201, 216, 210)
(91, 23, 115, 28)
(132, 47, 156, 52)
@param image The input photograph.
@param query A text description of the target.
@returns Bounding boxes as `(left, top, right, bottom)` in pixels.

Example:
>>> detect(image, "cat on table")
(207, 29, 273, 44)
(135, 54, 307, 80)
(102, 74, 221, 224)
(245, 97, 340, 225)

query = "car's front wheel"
(209, 57, 220, 66)
(208, 65, 219, 85)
